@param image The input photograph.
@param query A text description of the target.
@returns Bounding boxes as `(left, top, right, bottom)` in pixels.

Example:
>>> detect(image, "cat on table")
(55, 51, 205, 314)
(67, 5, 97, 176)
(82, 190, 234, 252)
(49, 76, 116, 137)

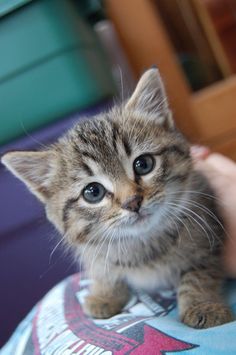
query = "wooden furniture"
(106, 0, 236, 160)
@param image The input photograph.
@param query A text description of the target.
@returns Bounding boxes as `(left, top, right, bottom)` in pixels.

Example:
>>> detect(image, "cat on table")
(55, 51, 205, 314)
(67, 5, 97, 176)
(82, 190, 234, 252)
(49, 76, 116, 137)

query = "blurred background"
(0, 0, 236, 347)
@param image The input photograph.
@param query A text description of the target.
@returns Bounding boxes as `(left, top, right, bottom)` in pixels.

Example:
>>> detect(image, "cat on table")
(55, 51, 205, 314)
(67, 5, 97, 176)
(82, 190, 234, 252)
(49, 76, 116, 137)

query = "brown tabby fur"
(2, 69, 233, 328)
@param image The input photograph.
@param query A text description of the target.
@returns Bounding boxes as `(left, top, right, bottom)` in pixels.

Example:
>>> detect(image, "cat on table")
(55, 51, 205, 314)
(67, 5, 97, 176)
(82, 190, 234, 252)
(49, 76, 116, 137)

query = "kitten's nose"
(121, 195, 143, 213)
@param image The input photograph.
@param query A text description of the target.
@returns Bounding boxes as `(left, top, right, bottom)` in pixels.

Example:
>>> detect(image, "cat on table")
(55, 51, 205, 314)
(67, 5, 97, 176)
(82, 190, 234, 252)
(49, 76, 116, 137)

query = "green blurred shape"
(0, 0, 115, 145)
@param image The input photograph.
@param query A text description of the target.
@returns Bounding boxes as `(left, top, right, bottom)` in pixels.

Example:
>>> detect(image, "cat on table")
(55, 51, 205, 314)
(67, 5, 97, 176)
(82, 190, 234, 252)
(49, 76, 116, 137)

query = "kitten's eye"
(133, 154, 155, 176)
(83, 182, 106, 203)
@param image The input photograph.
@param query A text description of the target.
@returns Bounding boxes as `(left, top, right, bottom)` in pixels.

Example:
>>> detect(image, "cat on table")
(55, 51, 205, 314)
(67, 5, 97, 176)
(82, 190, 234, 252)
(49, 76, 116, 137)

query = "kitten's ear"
(1, 150, 55, 203)
(125, 68, 174, 128)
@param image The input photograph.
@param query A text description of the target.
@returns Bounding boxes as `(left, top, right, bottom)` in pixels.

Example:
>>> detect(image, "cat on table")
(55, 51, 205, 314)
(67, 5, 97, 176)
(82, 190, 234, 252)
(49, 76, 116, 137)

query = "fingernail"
(191, 145, 210, 159)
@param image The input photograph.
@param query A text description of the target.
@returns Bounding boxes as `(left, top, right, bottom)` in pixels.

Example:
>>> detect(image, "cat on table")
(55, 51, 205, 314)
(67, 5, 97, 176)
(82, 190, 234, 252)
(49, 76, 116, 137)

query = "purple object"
(0, 101, 110, 347)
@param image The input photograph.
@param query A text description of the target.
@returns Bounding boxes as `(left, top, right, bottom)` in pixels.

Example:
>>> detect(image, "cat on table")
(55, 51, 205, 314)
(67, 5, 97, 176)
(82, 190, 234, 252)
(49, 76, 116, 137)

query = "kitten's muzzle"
(121, 195, 143, 213)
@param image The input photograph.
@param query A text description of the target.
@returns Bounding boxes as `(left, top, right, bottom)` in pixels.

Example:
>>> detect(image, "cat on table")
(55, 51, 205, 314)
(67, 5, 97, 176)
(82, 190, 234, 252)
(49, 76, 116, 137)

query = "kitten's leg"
(83, 279, 130, 319)
(178, 269, 233, 328)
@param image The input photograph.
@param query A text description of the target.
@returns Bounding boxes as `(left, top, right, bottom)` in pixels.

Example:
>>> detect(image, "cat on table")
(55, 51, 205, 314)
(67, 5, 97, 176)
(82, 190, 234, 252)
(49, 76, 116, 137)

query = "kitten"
(2, 68, 233, 328)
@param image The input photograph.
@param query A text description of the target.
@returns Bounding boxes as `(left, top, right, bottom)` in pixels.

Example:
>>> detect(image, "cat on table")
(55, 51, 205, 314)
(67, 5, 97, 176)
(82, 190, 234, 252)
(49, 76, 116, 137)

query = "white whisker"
(49, 234, 68, 265)
(167, 202, 216, 250)
(173, 197, 229, 240)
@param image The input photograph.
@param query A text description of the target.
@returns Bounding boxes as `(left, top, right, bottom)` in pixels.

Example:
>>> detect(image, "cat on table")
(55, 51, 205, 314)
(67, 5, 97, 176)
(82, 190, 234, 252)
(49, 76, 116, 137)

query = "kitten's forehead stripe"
(79, 151, 99, 163)
(81, 162, 93, 176)
(112, 121, 119, 153)
(122, 135, 132, 156)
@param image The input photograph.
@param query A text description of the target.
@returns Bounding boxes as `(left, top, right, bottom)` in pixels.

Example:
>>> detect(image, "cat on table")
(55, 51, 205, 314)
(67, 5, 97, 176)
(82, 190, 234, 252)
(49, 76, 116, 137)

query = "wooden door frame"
(106, 0, 236, 159)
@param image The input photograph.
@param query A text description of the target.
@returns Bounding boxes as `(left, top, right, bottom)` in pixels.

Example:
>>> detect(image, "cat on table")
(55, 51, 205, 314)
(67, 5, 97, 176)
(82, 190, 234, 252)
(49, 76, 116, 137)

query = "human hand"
(191, 146, 236, 277)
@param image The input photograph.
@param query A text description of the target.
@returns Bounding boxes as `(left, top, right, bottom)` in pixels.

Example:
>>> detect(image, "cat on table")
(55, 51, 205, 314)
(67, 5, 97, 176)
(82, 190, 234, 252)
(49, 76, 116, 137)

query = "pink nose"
(121, 195, 143, 213)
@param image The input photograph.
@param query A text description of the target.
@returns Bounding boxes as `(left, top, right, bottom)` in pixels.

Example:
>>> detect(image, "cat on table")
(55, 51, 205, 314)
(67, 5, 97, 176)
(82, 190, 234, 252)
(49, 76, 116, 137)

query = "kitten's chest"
(125, 263, 180, 292)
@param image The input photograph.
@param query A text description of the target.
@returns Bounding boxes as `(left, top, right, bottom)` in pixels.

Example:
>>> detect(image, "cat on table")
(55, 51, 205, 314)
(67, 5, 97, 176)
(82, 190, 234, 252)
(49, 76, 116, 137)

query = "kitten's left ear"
(125, 68, 174, 129)
(1, 150, 56, 203)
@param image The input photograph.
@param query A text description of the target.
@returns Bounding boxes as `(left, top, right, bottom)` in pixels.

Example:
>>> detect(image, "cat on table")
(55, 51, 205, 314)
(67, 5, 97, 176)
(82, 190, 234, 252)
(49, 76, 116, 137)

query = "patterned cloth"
(1, 273, 236, 355)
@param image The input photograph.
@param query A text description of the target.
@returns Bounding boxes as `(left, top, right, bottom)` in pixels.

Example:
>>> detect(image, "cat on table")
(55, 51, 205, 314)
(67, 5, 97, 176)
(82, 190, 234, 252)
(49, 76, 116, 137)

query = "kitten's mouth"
(119, 212, 150, 228)
(118, 208, 156, 228)
(131, 212, 152, 225)
(124, 203, 164, 228)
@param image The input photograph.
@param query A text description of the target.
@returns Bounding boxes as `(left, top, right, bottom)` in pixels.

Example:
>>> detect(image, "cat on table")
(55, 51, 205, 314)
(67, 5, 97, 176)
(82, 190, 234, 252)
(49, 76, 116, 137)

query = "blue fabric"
(1, 274, 236, 355)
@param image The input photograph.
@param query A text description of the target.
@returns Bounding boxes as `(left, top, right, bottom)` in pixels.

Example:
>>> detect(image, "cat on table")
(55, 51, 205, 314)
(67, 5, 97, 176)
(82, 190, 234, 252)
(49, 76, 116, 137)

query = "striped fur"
(1, 69, 233, 328)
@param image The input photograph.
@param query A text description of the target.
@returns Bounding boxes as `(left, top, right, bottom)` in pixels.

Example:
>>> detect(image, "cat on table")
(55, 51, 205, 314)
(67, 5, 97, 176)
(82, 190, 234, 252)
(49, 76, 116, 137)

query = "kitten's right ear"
(1, 150, 56, 203)
(125, 68, 174, 129)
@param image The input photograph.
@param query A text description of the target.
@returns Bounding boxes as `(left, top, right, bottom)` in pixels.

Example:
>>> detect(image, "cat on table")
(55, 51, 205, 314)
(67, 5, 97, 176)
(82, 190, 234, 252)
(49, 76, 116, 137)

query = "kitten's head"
(2, 69, 191, 246)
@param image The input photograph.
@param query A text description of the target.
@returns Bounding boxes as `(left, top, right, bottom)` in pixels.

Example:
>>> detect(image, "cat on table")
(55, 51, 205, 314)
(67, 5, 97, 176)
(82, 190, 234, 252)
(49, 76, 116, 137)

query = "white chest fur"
(125, 264, 179, 293)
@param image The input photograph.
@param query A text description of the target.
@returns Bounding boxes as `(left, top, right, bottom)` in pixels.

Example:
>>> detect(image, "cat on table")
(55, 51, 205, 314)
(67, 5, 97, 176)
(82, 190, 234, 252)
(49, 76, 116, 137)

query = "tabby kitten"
(2, 69, 233, 328)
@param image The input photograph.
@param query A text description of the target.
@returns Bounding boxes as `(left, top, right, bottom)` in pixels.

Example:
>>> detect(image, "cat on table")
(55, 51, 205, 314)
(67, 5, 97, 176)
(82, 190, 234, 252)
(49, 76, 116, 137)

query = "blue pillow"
(1, 273, 236, 355)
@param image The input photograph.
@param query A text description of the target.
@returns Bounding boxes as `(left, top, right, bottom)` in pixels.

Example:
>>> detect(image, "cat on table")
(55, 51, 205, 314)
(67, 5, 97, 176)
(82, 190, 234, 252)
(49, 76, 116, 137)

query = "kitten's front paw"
(182, 302, 233, 329)
(83, 295, 126, 319)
